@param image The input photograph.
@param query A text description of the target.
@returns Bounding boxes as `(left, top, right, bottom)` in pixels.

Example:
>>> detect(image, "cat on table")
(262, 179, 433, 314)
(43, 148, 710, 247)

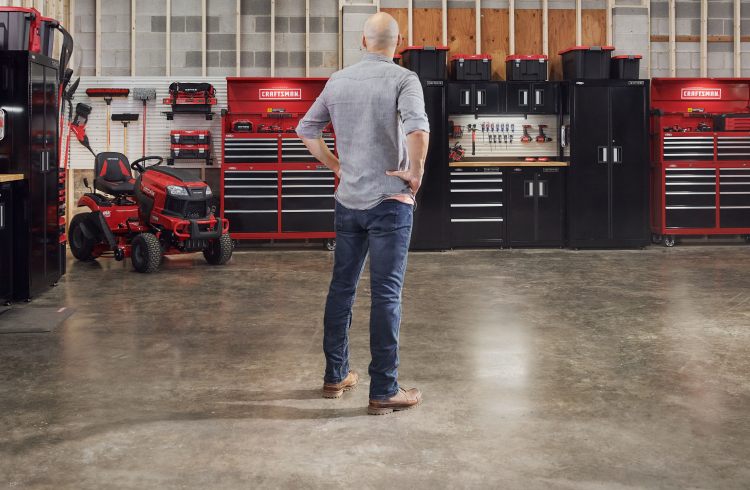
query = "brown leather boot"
(367, 388, 422, 415)
(322, 370, 358, 398)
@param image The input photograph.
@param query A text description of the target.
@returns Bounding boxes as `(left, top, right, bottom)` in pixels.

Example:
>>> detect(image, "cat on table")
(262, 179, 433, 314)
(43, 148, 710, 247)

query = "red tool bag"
(163, 82, 217, 113)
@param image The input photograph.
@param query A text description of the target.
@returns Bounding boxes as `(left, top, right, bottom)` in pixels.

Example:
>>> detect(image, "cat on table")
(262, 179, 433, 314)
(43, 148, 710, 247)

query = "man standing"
(297, 12, 430, 415)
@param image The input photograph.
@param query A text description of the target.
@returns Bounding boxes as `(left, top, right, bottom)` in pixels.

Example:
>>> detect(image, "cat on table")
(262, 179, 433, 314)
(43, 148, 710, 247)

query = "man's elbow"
(408, 130, 430, 144)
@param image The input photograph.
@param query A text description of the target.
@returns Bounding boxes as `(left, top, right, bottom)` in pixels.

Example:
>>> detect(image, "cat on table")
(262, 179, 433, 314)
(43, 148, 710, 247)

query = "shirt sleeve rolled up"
(296, 91, 331, 139)
(398, 72, 430, 135)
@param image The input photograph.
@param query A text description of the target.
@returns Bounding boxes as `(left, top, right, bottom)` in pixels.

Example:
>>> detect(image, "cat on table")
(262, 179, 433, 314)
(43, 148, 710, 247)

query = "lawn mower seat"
(94, 152, 136, 196)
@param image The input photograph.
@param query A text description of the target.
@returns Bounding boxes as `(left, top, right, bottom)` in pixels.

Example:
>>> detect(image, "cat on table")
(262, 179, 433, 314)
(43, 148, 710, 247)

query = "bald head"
(362, 12, 402, 56)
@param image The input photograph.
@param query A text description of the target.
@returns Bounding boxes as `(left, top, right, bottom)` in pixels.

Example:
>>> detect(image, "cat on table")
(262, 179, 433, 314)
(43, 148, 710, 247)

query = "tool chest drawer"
(720, 168, 750, 228)
(223, 169, 279, 233)
(449, 168, 505, 246)
(223, 170, 279, 196)
(717, 137, 750, 161)
(224, 137, 278, 163)
(280, 169, 337, 232)
(281, 211, 335, 233)
(662, 136, 714, 161)
(281, 138, 335, 163)
(664, 168, 716, 228)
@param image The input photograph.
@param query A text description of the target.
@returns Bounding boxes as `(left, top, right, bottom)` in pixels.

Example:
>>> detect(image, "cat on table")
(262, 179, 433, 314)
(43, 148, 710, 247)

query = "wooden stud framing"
(131, 0, 136, 76)
(271, 0, 275, 76)
(646, 0, 651, 79)
(236, 0, 241, 76)
(69, 0, 74, 71)
(166, 0, 171, 76)
(735, 0, 741, 77)
(542, 0, 548, 56)
(575, 0, 581, 46)
(442, 0, 447, 46)
(668, 0, 675, 77)
(201, 0, 206, 76)
(408, 0, 413, 46)
(475, 0, 480, 54)
(306, 0, 310, 77)
(95, 0, 100, 76)
(606, 0, 613, 46)
(509, 0, 514, 55)
(700, 0, 706, 77)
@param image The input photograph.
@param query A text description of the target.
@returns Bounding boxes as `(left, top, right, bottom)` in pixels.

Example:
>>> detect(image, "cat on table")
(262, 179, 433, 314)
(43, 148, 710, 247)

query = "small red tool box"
(163, 82, 217, 115)
(170, 130, 210, 144)
(221, 77, 338, 248)
(170, 144, 210, 159)
(451, 54, 491, 81)
(650, 78, 750, 246)
(505, 55, 547, 81)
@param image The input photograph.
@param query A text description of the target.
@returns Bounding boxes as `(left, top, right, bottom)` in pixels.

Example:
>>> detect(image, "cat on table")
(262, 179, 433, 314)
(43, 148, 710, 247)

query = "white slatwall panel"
(69, 77, 228, 170)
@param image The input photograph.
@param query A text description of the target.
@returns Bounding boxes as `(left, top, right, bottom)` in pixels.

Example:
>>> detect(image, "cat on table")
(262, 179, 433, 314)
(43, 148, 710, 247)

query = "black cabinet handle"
(598, 146, 608, 163)
(477, 89, 486, 107)
(613, 146, 622, 163)
(524, 180, 534, 197)
(535, 89, 544, 106)
(461, 89, 471, 107)
(519, 89, 528, 107)
(538, 180, 548, 198)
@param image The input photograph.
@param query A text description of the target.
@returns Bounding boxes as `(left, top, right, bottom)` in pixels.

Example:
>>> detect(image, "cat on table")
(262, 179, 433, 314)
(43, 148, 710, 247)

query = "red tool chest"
(650, 78, 750, 246)
(221, 78, 338, 246)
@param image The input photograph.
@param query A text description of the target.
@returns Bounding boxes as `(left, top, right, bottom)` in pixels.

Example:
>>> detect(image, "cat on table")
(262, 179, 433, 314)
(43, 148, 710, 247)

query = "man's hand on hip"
(386, 169, 423, 196)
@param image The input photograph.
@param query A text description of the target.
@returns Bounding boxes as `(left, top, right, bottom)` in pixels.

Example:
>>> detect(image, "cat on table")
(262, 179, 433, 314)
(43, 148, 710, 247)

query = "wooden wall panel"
(514, 9, 543, 55)
(413, 8, 443, 46)
(481, 9, 510, 80)
(447, 9, 476, 77)
(581, 9, 606, 46)
(382, 8, 408, 48)
(548, 9, 576, 81)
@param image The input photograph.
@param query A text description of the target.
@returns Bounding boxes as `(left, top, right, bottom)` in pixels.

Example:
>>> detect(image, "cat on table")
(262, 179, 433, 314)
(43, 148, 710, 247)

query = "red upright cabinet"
(650, 78, 750, 246)
(221, 78, 337, 248)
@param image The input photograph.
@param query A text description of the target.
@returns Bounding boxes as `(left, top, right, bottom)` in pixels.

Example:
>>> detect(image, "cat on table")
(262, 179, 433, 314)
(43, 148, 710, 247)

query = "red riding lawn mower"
(68, 102, 232, 273)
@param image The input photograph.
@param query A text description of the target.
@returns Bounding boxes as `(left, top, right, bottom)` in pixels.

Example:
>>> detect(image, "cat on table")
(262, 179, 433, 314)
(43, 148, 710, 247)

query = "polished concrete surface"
(2, 244, 750, 489)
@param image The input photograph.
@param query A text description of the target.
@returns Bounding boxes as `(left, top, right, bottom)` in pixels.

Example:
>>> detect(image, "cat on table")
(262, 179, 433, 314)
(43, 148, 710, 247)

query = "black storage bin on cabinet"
(559, 46, 615, 80)
(451, 54, 491, 81)
(0, 7, 35, 51)
(399, 46, 449, 79)
(393, 54, 401, 65)
(506, 55, 548, 81)
(610, 55, 642, 79)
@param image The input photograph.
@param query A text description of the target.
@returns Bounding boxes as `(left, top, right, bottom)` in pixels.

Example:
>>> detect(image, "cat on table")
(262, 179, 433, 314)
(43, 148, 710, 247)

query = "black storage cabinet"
(507, 166, 565, 247)
(410, 79, 449, 250)
(0, 180, 21, 304)
(451, 54, 491, 81)
(610, 55, 641, 79)
(505, 82, 558, 114)
(559, 46, 615, 80)
(448, 81, 502, 115)
(0, 51, 64, 301)
(505, 55, 548, 81)
(400, 46, 449, 79)
(564, 79, 650, 248)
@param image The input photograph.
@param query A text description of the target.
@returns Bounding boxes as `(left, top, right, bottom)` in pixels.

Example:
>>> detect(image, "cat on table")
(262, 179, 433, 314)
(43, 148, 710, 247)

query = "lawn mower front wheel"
(204, 232, 233, 265)
(131, 233, 162, 273)
(69, 213, 98, 261)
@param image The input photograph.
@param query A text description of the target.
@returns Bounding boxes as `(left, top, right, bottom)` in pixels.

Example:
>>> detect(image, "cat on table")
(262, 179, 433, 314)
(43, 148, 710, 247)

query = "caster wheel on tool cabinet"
(664, 235, 676, 247)
(325, 238, 336, 251)
(744, 235, 750, 244)
(651, 233, 663, 245)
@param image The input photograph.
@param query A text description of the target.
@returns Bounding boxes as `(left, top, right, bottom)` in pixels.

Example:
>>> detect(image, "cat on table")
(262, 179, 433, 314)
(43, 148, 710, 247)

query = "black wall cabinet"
(505, 82, 559, 114)
(448, 82, 501, 115)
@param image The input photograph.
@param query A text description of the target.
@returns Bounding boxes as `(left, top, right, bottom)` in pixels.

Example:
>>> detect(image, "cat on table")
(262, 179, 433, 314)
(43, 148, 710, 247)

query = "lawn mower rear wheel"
(204, 232, 233, 265)
(131, 233, 162, 273)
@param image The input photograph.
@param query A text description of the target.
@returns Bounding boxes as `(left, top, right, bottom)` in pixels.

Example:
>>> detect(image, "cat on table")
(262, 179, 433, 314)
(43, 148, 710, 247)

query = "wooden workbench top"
(449, 162, 568, 167)
(0, 174, 24, 182)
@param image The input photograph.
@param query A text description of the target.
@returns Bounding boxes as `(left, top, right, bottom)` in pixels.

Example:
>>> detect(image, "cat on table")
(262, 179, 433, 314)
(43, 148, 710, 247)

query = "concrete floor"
(1, 244, 750, 489)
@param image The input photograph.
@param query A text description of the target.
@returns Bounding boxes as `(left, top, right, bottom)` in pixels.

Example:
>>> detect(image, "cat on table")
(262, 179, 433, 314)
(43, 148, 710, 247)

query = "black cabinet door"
(536, 168, 564, 242)
(505, 82, 531, 113)
(569, 85, 610, 242)
(0, 183, 12, 301)
(44, 65, 59, 278)
(474, 82, 501, 114)
(531, 83, 557, 114)
(448, 82, 473, 114)
(610, 86, 648, 242)
(29, 61, 46, 284)
(507, 167, 535, 243)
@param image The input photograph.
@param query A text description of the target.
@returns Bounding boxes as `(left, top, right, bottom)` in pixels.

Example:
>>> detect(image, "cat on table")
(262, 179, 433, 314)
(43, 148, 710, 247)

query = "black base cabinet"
(0, 181, 18, 304)
(507, 167, 565, 247)
(448, 166, 505, 247)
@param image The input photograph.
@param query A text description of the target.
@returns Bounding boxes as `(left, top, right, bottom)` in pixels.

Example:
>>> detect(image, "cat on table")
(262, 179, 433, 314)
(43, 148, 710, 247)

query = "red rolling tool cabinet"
(650, 78, 750, 247)
(221, 78, 338, 248)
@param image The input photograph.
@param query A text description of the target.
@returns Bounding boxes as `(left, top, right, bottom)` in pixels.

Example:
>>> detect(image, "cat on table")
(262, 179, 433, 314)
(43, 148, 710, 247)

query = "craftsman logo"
(152, 215, 159, 221)
(681, 88, 721, 100)
(103, 211, 111, 217)
(142, 185, 155, 197)
(259, 89, 301, 100)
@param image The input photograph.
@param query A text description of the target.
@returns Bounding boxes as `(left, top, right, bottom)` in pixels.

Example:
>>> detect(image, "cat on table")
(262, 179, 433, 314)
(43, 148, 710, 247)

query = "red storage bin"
(505, 54, 548, 81)
(558, 46, 615, 80)
(0, 7, 42, 53)
(393, 54, 401, 65)
(170, 144, 210, 159)
(399, 46, 449, 79)
(170, 130, 210, 144)
(610, 54, 642, 79)
(451, 54, 491, 81)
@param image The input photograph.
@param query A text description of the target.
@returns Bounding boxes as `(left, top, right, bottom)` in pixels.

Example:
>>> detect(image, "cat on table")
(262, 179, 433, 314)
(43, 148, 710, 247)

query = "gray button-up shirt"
(296, 52, 430, 210)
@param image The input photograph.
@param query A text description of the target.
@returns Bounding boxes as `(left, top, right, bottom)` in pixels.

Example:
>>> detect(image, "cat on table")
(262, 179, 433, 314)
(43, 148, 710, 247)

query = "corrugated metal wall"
(68, 77, 228, 170)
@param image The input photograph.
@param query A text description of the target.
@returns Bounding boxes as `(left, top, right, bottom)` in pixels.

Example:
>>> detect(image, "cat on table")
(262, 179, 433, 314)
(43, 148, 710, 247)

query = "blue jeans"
(323, 199, 413, 400)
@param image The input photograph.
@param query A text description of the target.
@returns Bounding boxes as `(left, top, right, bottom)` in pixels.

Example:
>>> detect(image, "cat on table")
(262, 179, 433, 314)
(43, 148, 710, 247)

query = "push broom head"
(111, 113, 139, 124)
(86, 88, 130, 99)
(133, 87, 156, 101)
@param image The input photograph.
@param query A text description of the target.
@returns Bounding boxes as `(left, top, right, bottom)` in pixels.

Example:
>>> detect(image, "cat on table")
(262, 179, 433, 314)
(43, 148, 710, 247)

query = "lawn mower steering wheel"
(130, 156, 164, 173)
